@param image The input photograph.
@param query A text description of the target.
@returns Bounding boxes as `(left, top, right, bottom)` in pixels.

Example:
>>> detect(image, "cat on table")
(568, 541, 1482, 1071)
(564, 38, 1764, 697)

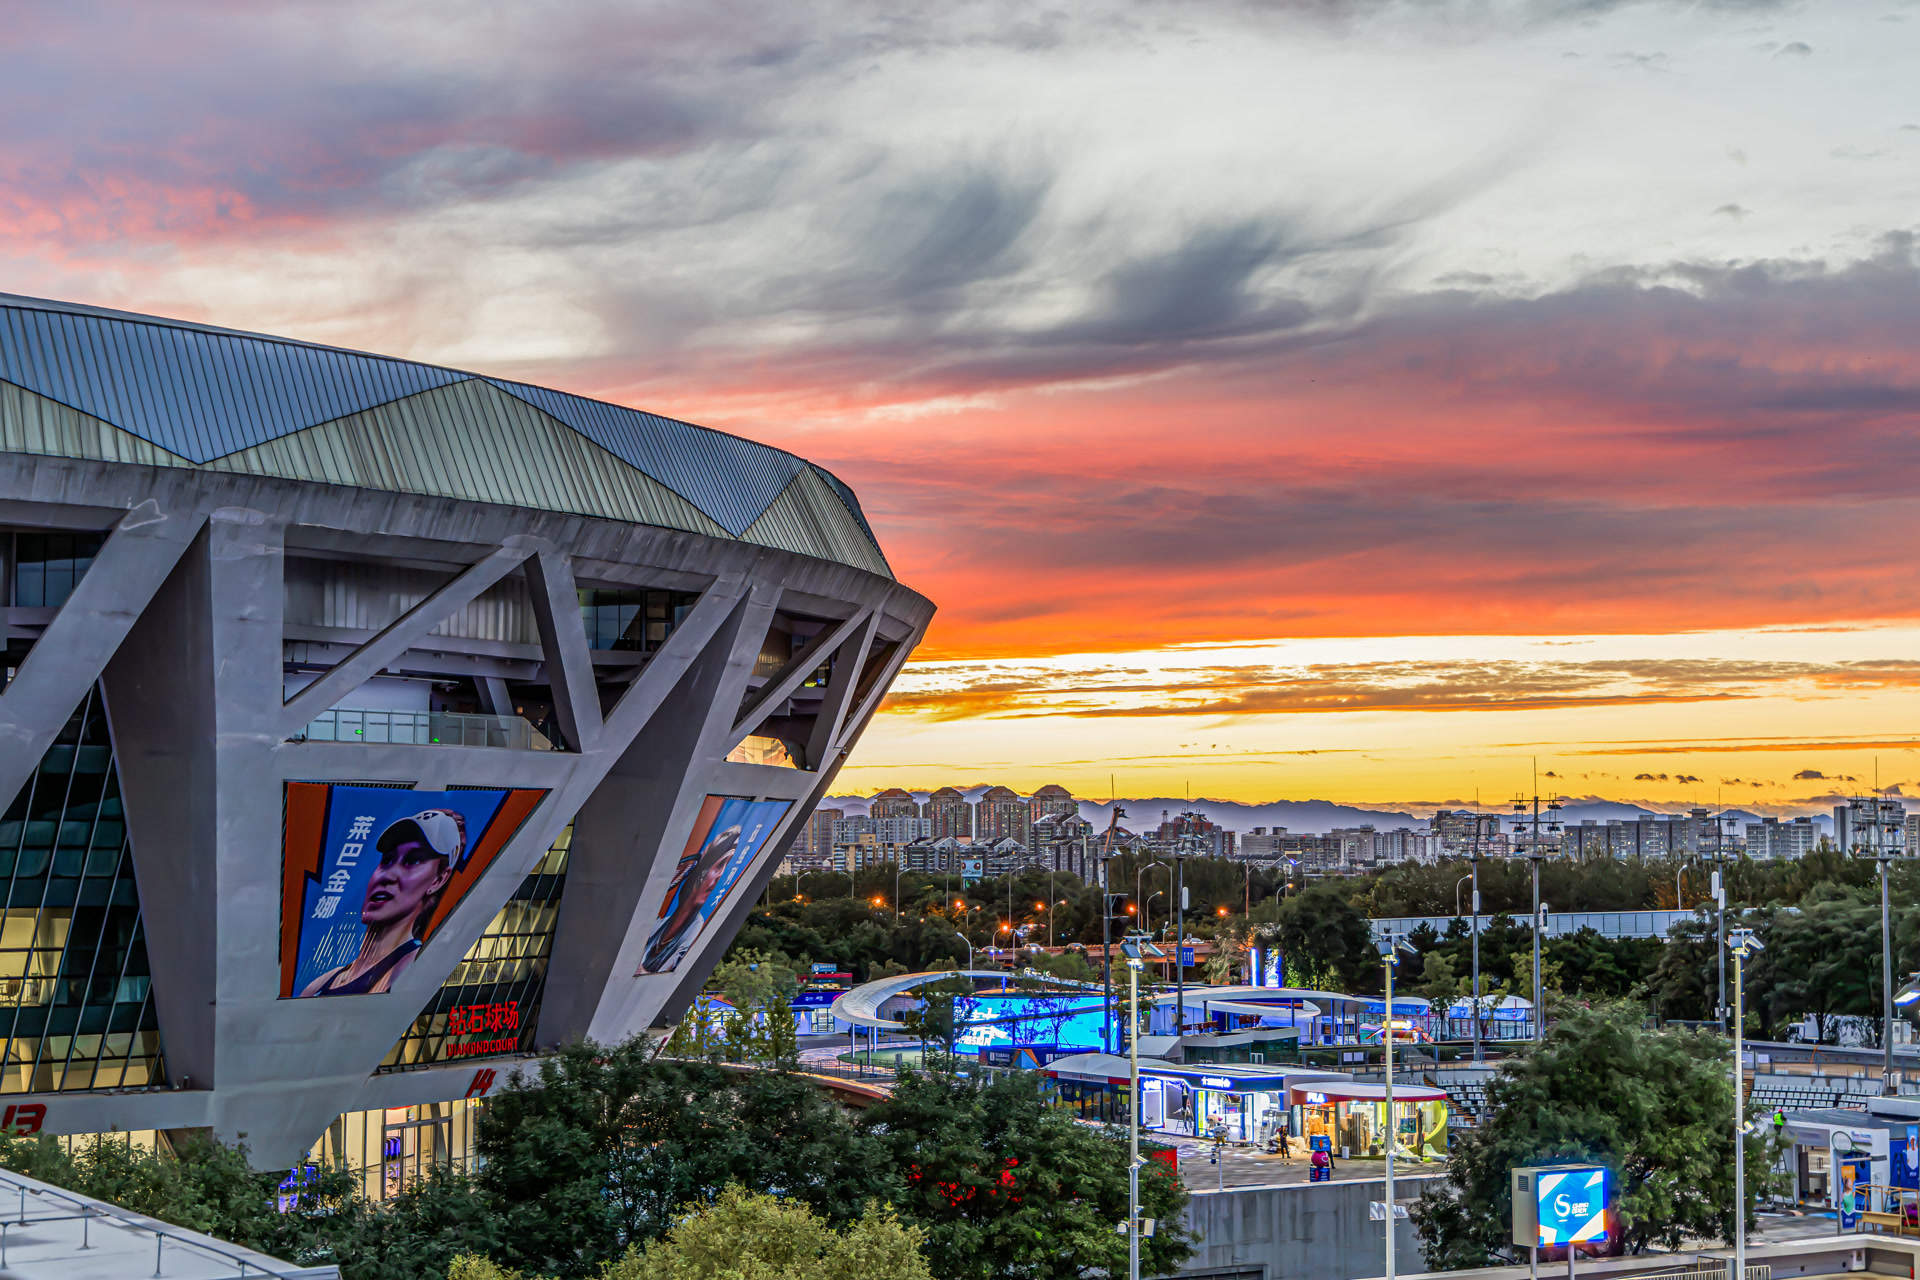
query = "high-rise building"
(976, 785, 1032, 846)
(802, 806, 842, 861)
(927, 786, 973, 839)
(1032, 811, 1095, 879)
(1745, 816, 1820, 860)
(1430, 809, 1503, 857)
(1030, 783, 1077, 821)
(870, 788, 921, 822)
(1238, 827, 1289, 860)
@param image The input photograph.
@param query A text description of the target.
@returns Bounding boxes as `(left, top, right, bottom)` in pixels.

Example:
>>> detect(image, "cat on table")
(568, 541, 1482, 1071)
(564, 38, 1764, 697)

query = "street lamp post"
(954, 930, 973, 970)
(1513, 791, 1561, 1043)
(1379, 933, 1413, 1280)
(1728, 926, 1765, 1280)
(1469, 813, 1493, 1063)
(1122, 935, 1163, 1280)
(1146, 890, 1165, 941)
(1099, 807, 1128, 1054)
(893, 862, 906, 921)
(1136, 862, 1168, 930)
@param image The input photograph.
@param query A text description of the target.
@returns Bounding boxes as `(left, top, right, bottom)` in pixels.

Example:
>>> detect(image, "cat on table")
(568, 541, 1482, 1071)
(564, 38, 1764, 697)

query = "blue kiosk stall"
(1042, 1053, 1352, 1143)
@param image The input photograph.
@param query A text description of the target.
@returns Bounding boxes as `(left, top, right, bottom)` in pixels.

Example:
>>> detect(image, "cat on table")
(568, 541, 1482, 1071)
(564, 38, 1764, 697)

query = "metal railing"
(0, 1169, 330, 1278)
(295, 708, 556, 751)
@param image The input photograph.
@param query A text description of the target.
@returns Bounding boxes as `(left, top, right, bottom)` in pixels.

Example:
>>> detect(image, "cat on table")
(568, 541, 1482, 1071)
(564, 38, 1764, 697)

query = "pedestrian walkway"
(1158, 1134, 1443, 1192)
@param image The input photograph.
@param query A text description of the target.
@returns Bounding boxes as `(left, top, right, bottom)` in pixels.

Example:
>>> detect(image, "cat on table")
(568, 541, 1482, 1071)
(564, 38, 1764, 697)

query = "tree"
(474, 1044, 893, 1277)
(1414, 950, 1461, 1005)
(1252, 880, 1376, 991)
(1411, 1003, 1785, 1267)
(599, 1185, 933, 1280)
(1745, 894, 1882, 1041)
(711, 949, 801, 1065)
(860, 1069, 1192, 1280)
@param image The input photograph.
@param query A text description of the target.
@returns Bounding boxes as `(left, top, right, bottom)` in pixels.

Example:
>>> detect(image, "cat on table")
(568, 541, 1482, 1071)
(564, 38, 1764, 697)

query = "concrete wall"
(1172, 1175, 1441, 1280)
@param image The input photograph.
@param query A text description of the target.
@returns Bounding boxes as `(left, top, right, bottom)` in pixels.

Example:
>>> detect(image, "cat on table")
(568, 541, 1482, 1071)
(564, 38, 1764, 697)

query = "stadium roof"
(0, 293, 889, 576)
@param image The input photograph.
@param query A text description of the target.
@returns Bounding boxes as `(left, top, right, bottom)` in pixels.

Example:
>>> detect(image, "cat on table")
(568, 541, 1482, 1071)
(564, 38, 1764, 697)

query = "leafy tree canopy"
(860, 1068, 1192, 1280)
(1412, 1003, 1785, 1267)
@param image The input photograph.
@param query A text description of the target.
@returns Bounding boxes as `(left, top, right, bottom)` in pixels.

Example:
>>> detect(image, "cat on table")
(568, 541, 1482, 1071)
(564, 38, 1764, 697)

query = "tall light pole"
(1849, 793, 1907, 1093)
(1099, 807, 1127, 1054)
(1379, 932, 1413, 1280)
(1728, 926, 1764, 1280)
(1699, 806, 1738, 1035)
(1136, 861, 1168, 931)
(1122, 936, 1164, 1280)
(1469, 812, 1494, 1063)
(954, 930, 973, 970)
(1513, 788, 1561, 1043)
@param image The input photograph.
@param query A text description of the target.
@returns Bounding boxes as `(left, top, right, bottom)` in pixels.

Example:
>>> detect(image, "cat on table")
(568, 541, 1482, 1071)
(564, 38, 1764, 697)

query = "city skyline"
(6, 3, 1918, 806)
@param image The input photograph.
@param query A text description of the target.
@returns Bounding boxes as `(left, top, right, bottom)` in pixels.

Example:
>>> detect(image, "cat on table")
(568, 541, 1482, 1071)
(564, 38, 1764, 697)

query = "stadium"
(0, 293, 930, 1190)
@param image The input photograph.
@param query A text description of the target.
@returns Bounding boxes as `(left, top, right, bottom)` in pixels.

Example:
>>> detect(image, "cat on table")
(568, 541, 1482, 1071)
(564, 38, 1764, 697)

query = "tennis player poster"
(638, 796, 791, 974)
(281, 783, 545, 998)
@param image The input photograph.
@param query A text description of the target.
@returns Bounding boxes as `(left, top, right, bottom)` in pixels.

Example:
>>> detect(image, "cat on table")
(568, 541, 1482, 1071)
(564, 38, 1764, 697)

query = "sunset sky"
(6, 1, 1919, 813)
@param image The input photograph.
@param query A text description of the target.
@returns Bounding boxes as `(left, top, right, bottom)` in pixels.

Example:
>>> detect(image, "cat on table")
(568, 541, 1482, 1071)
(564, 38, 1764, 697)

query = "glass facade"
(309, 1099, 485, 1201)
(9, 531, 104, 608)
(578, 588, 699, 652)
(380, 827, 569, 1070)
(0, 687, 164, 1093)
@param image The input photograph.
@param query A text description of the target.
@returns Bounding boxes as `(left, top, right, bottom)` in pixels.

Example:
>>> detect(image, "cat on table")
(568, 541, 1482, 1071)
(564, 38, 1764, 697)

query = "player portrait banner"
(281, 783, 546, 998)
(638, 795, 792, 975)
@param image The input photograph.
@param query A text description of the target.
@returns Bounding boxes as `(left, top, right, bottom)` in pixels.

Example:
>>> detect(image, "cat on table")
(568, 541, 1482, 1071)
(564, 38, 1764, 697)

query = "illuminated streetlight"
(1378, 933, 1414, 1280)
(1728, 927, 1765, 1280)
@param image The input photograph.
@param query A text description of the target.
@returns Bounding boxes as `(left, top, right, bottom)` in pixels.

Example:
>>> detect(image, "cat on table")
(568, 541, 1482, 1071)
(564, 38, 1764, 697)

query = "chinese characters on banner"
(280, 783, 546, 998)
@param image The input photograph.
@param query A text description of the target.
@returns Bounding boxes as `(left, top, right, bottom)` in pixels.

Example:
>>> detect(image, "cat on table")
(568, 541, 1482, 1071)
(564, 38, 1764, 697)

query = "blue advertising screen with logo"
(953, 994, 1107, 1052)
(1536, 1166, 1610, 1245)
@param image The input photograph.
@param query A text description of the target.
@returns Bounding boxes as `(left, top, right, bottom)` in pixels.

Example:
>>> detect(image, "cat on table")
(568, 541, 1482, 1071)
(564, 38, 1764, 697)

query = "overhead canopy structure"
(828, 970, 1082, 1031)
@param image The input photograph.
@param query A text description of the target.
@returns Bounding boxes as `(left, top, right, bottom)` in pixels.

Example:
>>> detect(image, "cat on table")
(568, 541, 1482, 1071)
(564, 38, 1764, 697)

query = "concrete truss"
(0, 454, 930, 1164)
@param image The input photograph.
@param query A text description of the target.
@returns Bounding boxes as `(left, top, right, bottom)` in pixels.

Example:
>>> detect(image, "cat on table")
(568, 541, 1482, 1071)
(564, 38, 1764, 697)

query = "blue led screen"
(952, 994, 1108, 1052)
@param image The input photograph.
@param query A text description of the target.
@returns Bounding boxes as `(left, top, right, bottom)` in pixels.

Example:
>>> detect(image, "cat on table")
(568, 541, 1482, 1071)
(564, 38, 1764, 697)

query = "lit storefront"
(1292, 1081, 1448, 1161)
(308, 1098, 486, 1202)
(1041, 1054, 1351, 1144)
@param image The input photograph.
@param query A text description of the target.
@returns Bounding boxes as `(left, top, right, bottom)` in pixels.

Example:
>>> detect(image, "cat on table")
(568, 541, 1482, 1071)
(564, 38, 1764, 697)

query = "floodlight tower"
(1727, 927, 1765, 1280)
(1512, 788, 1562, 1042)
(1379, 933, 1414, 1280)
(1122, 935, 1164, 1280)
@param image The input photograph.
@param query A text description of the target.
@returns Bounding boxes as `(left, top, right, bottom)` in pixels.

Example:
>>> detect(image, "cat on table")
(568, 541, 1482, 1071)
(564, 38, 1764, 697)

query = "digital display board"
(1513, 1165, 1610, 1247)
(953, 994, 1107, 1052)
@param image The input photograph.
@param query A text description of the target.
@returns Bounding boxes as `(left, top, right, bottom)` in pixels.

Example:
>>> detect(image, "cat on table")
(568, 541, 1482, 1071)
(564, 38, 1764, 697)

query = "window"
(0, 688, 164, 1093)
(577, 589, 699, 652)
(11, 532, 105, 608)
(379, 828, 570, 1070)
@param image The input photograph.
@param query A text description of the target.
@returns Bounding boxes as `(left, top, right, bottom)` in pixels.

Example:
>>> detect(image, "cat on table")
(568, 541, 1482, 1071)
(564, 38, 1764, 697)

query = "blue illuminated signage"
(953, 994, 1107, 1052)
(1536, 1166, 1609, 1245)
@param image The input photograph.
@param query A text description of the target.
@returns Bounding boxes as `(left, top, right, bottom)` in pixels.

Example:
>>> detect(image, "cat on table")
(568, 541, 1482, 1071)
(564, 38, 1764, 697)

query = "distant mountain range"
(823, 788, 1836, 834)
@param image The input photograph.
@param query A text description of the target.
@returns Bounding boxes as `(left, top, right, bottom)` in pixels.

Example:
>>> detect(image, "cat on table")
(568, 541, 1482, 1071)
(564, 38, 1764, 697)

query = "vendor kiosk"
(1291, 1080, 1449, 1161)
